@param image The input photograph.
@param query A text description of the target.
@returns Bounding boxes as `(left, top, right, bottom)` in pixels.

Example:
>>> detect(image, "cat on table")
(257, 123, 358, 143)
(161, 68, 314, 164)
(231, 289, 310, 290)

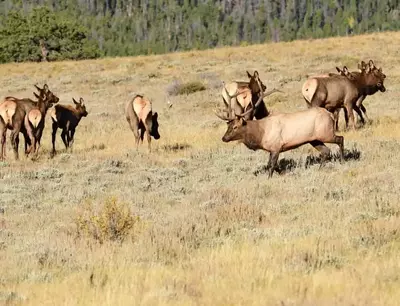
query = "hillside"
(0, 32, 400, 305)
(1, 0, 400, 62)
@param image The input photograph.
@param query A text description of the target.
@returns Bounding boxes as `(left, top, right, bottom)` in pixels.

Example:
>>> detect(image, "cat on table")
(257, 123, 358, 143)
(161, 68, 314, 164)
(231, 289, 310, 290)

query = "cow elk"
(24, 91, 58, 159)
(50, 97, 88, 157)
(301, 61, 385, 130)
(216, 93, 344, 178)
(125, 94, 160, 152)
(0, 84, 59, 161)
(221, 70, 269, 120)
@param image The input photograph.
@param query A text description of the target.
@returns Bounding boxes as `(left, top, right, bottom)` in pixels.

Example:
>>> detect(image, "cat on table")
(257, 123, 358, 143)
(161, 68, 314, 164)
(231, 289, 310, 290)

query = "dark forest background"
(0, 0, 399, 63)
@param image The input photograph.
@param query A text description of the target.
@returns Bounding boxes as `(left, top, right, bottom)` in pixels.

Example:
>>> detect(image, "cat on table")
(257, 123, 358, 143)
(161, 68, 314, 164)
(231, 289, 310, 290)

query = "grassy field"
(1, 31, 400, 305)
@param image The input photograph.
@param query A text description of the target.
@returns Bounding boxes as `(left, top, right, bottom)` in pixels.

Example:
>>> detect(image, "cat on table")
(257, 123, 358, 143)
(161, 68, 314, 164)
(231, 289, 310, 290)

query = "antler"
(214, 107, 233, 121)
(237, 88, 282, 118)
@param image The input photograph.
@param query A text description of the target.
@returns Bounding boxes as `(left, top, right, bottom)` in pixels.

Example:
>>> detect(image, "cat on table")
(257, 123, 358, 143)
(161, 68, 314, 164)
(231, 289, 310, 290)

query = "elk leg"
(146, 129, 152, 152)
(345, 103, 356, 130)
(333, 109, 339, 131)
(10, 131, 20, 160)
(0, 126, 6, 161)
(334, 136, 344, 163)
(69, 129, 76, 152)
(360, 104, 370, 123)
(343, 107, 349, 130)
(310, 140, 331, 168)
(267, 151, 280, 178)
(51, 122, 58, 157)
(140, 128, 145, 144)
(353, 105, 365, 125)
(61, 129, 68, 150)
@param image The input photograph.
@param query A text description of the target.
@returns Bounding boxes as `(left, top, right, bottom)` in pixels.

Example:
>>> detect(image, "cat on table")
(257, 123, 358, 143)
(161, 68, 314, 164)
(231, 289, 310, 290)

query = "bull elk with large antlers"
(216, 91, 344, 178)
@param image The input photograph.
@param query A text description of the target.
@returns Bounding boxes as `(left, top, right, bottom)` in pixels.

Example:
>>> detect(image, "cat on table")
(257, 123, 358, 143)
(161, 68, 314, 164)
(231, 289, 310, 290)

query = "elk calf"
(216, 94, 344, 178)
(50, 97, 88, 157)
(125, 94, 160, 152)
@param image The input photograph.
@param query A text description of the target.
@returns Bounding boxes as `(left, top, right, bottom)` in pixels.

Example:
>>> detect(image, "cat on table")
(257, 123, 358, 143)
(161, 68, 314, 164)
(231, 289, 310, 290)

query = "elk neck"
(240, 120, 265, 151)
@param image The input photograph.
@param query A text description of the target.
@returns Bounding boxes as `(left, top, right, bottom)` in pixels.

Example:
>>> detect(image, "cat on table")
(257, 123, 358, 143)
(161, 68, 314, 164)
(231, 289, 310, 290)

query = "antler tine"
(214, 108, 232, 121)
(237, 88, 282, 118)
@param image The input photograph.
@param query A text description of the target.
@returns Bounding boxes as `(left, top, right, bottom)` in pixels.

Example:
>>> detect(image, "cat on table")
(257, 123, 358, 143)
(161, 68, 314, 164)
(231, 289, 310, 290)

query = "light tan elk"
(301, 63, 385, 130)
(0, 85, 59, 160)
(216, 93, 344, 178)
(24, 91, 58, 158)
(125, 94, 160, 152)
(50, 97, 88, 157)
(221, 70, 269, 120)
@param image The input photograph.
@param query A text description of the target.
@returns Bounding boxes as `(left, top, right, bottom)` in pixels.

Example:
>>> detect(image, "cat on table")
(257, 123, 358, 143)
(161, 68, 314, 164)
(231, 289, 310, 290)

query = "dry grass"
(1, 32, 400, 305)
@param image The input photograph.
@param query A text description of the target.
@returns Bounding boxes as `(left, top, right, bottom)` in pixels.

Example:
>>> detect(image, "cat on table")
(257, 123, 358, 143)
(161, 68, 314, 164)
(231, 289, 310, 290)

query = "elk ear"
(43, 84, 49, 91)
(73, 98, 79, 105)
(378, 67, 382, 72)
(239, 117, 247, 126)
(253, 70, 259, 78)
(369, 60, 375, 68)
(79, 97, 84, 104)
(33, 92, 40, 99)
(336, 67, 342, 73)
(34, 84, 42, 91)
(343, 66, 349, 73)
(246, 71, 252, 79)
(153, 112, 158, 120)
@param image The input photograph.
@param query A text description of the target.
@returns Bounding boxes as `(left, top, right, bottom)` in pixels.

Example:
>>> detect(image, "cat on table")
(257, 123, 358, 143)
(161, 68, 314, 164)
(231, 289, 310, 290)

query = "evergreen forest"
(0, 0, 399, 63)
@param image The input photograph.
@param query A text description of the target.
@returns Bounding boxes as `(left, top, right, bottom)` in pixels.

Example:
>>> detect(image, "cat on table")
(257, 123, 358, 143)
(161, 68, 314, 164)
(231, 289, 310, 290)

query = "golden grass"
(1, 31, 400, 305)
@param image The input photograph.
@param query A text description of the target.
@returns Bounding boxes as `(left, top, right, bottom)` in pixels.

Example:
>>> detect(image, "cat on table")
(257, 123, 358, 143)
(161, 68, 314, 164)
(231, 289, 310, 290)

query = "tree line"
(0, 0, 399, 63)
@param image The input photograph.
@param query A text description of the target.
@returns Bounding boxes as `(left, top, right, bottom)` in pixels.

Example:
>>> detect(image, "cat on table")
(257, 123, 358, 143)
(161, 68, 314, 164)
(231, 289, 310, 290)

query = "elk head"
(366, 59, 386, 80)
(34, 84, 49, 100)
(73, 97, 88, 117)
(360, 65, 386, 93)
(246, 70, 267, 94)
(150, 112, 160, 140)
(216, 88, 281, 142)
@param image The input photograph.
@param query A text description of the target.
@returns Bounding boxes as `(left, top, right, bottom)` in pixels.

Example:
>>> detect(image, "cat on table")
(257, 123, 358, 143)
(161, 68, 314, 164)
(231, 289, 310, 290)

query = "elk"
(0, 84, 59, 161)
(24, 91, 58, 158)
(221, 70, 269, 120)
(216, 93, 344, 178)
(301, 63, 385, 130)
(50, 97, 88, 157)
(340, 60, 386, 124)
(125, 94, 160, 152)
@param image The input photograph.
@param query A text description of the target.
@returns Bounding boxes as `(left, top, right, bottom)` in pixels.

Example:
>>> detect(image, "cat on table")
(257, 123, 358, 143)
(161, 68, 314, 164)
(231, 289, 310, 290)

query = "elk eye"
(377, 83, 382, 87)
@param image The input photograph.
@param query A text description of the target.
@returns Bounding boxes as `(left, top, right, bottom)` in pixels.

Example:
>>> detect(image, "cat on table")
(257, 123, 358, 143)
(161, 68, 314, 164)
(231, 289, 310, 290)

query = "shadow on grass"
(253, 147, 361, 176)
(161, 143, 192, 152)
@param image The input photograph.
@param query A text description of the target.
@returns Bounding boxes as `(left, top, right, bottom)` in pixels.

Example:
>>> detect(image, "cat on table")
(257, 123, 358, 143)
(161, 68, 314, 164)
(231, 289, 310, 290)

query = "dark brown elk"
(302, 64, 385, 130)
(49, 97, 88, 157)
(125, 94, 160, 152)
(0, 85, 59, 161)
(340, 60, 386, 124)
(216, 94, 344, 178)
(221, 70, 269, 120)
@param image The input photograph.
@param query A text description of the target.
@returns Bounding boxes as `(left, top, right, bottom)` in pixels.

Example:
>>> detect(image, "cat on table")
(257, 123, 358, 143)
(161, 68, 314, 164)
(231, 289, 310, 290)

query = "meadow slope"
(0, 32, 400, 305)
